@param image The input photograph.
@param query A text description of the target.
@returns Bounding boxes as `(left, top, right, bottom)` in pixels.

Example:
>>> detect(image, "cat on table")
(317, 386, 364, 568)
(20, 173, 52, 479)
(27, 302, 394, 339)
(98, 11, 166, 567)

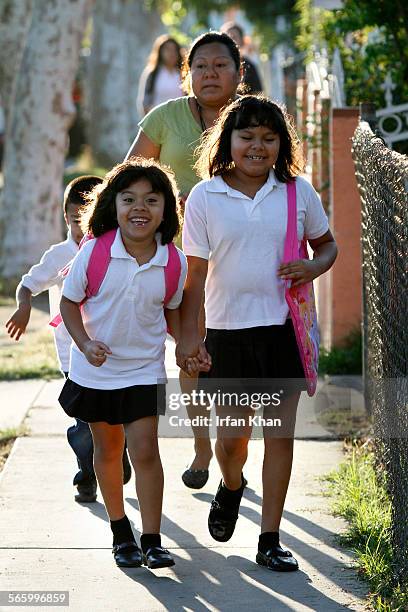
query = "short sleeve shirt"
(138, 97, 202, 195)
(62, 230, 187, 389)
(182, 171, 329, 329)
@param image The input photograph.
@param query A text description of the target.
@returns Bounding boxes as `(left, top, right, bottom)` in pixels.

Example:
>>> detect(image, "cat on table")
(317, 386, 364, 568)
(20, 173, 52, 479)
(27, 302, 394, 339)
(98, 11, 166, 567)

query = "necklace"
(195, 99, 207, 132)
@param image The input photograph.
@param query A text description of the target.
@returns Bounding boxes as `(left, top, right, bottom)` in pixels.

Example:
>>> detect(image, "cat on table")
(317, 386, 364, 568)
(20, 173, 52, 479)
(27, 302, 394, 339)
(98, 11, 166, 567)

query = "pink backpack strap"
(49, 229, 116, 328)
(283, 181, 297, 263)
(164, 243, 181, 306)
(85, 228, 117, 298)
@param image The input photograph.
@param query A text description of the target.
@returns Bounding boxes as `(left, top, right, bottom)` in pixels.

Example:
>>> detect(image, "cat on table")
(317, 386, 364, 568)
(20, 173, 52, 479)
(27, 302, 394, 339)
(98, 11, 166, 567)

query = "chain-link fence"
(352, 121, 408, 584)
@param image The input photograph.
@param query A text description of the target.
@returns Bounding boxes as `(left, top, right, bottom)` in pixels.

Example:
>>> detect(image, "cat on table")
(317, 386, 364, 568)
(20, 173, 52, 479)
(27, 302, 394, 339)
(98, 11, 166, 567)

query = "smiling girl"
(177, 96, 338, 571)
(58, 158, 187, 570)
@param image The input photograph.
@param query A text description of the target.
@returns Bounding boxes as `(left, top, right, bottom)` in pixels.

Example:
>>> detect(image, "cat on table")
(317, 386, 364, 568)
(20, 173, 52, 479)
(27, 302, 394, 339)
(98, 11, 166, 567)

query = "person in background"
(137, 35, 184, 117)
(5, 176, 132, 504)
(126, 31, 243, 490)
(221, 21, 263, 94)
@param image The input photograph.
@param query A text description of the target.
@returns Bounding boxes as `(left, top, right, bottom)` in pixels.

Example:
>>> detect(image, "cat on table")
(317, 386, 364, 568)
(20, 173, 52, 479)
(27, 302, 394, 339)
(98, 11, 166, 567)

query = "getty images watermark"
(167, 389, 284, 428)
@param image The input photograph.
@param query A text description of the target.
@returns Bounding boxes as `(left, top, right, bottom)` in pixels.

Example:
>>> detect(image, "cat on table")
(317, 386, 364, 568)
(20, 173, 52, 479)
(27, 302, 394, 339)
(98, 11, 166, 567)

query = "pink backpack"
(50, 228, 181, 328)
(283, 181, 319, 396)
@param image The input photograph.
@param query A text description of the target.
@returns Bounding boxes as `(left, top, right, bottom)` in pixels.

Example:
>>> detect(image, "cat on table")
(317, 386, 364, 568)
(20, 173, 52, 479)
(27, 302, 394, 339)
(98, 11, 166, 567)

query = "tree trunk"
(0, 0, 93, 281)
(0, 0, 33, 126)
(88, 0, 163, 167)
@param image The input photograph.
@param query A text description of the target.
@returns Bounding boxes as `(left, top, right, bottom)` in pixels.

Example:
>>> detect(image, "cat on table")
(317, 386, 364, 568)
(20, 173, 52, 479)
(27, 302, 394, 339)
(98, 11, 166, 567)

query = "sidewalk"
(0, 349, 368, 611)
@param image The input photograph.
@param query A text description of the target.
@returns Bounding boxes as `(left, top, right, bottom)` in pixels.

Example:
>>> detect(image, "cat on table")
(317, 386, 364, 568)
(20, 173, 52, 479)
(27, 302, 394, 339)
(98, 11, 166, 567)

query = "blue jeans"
(63, 372, 95, 486)
(67, 418, 95, 486)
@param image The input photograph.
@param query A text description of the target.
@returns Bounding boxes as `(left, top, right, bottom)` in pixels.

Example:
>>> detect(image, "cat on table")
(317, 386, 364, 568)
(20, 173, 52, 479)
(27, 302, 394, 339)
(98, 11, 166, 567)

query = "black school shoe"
(112, 541, 143, 568)
(143, 546, 175, 569)
(75, 479, 97, 503)
(256, 544, 299, 572)
(182, 467, 209, 489)
(208, 475, 247, 542)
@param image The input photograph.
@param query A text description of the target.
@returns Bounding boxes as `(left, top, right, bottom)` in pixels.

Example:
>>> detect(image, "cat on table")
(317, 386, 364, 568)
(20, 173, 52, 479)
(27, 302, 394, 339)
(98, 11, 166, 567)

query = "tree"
(0, 0, 93, 282)
(155, 0, 296, 51)
(0, 1, 33, 127)
(88, 0, 163, 167)
(295, 0, 408, 108)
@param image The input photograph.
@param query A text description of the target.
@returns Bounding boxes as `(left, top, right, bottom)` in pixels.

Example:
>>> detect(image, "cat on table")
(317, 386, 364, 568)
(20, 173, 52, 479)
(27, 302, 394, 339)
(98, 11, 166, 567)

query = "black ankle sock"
(110, 515, 135, 547)
(218, 474, 245, 504)
(140, 533, 161, 553)
(258, 531, 280, 552)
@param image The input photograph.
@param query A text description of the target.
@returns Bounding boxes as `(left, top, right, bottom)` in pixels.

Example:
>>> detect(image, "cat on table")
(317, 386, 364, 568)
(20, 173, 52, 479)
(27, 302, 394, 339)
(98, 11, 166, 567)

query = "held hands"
(176, 337, 212, 376)
(6, 304, 31, 341)
(278, 259, 320, 288)
(82, 340, 112, 367)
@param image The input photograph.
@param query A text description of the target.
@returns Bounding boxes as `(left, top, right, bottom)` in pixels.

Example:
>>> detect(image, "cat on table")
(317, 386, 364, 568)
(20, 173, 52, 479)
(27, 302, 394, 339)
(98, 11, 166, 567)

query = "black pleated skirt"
(199, 320, 306, 395)
(59, 379, 166, 425)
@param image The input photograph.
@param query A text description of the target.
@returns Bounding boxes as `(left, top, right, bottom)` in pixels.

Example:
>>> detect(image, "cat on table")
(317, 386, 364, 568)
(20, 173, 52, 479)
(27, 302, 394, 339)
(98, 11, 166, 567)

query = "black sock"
(258, 531, 280, 552)
(140, 533, 161, 553)
(110, 515, 135, 547)
(218, 474, 245, 504)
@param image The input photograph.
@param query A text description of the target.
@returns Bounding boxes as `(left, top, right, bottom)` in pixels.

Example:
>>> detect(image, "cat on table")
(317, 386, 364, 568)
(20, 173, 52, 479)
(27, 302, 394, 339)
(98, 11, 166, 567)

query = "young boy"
(6, 176, 131, 502)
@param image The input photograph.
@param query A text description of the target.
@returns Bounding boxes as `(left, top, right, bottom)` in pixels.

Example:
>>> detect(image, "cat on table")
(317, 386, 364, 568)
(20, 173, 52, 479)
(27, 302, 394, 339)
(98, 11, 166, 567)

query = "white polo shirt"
(182, 171, 329, 329)
(62, 230, 187, 390)
(21, 232, 78, 371)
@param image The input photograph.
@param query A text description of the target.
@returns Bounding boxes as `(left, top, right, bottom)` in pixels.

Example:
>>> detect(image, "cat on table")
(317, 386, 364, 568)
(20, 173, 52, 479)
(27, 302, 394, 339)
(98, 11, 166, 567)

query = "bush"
(319, 330, 362, 376)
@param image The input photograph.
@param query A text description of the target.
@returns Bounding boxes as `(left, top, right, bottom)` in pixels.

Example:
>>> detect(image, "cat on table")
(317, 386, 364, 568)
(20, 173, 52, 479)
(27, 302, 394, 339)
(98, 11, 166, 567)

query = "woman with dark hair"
(126, 31, 243, 489)
(137, 35, 184, 116)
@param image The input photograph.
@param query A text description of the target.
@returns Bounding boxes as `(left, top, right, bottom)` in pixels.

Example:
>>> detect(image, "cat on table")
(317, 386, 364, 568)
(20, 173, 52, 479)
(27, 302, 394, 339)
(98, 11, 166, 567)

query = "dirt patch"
(0, 437, 15, 472)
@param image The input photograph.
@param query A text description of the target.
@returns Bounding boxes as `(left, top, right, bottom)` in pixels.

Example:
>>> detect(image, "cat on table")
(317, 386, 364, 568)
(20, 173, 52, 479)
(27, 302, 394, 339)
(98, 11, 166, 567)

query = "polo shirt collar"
(205, 170, 281, 201)
(111, 229, 168, 266)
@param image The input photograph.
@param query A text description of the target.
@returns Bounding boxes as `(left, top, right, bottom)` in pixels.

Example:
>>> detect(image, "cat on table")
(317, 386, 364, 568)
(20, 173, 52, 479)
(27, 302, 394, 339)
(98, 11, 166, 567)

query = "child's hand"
(176, 338, 211, 375)
(278, 259, 319, 288)
(184, 342, 212, 376)
(82, 340, 112, 367)
(5, 304, 31, 341)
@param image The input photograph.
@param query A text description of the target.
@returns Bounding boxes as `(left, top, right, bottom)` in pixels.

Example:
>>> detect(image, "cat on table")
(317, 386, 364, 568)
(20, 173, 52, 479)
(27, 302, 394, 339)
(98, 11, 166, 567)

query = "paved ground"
(0, 351, 369, 612)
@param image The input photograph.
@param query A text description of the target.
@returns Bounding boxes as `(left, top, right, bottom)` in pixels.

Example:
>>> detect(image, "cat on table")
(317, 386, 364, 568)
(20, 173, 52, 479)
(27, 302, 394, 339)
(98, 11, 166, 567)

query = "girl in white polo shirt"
(59, 158, 187, 570)
(178, 96, 338, 571)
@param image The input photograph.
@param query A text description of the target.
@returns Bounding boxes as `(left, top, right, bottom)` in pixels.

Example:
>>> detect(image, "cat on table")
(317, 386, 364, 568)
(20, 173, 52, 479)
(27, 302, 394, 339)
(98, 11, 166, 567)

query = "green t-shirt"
(138, 96, 203, 195)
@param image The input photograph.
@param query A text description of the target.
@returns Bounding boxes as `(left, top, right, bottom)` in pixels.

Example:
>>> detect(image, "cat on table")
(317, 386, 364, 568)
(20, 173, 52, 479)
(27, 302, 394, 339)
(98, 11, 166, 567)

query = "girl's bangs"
(114, 168, 167, 194)
(233, 102, 282, 133)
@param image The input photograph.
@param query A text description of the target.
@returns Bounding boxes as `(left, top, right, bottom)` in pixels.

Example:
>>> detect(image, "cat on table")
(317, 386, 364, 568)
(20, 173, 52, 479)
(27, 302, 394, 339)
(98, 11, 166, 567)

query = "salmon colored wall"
(317, 108, 362, 348)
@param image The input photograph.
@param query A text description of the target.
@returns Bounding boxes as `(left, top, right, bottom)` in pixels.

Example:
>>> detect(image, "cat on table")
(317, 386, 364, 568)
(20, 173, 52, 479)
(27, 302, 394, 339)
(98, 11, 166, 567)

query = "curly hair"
(80, 157, 181, 245)
(194, 95, 304, 183)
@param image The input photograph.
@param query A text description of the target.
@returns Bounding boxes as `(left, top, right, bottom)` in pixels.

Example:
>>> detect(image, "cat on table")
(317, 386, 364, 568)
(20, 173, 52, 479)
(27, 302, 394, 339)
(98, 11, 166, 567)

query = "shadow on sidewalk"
(119, 496, 347, 611)
(191, 487, 363, 606)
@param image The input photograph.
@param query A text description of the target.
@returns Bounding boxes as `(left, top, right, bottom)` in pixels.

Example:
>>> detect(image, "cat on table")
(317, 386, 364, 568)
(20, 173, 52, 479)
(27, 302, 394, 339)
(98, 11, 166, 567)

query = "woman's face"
(190, 42, 241, 107)
(160, 41, 179, 69)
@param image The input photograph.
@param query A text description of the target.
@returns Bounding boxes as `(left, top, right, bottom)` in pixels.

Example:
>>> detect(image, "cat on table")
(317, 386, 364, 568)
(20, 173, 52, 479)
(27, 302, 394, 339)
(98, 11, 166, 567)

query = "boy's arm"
(5, 283, 33, 341)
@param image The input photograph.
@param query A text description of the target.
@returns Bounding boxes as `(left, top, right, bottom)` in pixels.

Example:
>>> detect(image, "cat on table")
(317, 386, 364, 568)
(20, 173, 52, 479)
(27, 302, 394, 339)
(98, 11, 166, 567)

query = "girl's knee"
(218, 437, 248, 459)
(93, 438, 123, 463)
(129, 440, 160, 466)
(264, 436, 294, 454)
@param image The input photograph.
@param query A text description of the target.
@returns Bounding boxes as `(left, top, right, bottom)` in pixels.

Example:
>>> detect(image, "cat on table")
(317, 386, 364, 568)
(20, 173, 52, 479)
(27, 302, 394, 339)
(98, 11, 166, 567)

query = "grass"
(0, 426, 29, 471)
(0, 296, 61, 380)
(325, 443, 408, 610)
(319, 330, 362, 375)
